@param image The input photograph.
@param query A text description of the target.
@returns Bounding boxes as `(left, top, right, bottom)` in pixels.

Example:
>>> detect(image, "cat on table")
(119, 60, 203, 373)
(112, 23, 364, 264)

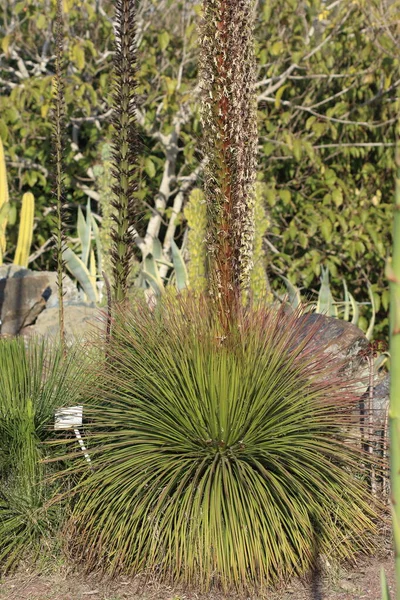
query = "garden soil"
(0, 553, 395, 600)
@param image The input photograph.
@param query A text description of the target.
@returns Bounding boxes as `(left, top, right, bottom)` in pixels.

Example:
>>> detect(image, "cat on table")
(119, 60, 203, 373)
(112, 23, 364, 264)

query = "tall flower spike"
(200, 0, 258, 323)
(110, 0, 140, 303)
(52, 0, 66, 355)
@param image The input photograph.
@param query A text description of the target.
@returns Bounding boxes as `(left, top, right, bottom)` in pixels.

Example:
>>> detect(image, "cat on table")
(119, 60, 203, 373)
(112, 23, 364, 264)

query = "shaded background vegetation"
(0, 0, 399, 335)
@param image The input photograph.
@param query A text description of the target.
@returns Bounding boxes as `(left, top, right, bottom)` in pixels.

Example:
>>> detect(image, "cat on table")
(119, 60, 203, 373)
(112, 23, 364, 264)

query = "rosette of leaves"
(0, 337, 83, 572)
(64, 296, 376, 591)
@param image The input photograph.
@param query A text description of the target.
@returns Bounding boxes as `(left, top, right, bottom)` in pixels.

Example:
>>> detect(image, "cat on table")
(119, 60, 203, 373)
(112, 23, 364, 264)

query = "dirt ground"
(0, 553, 395, 600)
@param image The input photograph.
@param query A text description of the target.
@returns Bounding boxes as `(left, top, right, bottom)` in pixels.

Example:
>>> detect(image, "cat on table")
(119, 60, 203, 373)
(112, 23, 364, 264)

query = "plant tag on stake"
(54, 405, 91, 464)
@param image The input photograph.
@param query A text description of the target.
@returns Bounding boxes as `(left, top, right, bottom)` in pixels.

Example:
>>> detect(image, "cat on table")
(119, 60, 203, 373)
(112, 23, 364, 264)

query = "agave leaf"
(365, 285, 376, 341)
(316, 266, 337, 317)
(151, 238, 163, 261)
(63, 246, 98, 303)
(90, 214, 103, 277)
(374, 352, 390, 374)
(342, 280, 350, 322)
(141, 270, 164, 296)
(349, 292, 360, 325)
(171, 240, 188, 290)
(380, 568, 391, 600)
(280, 275, 301, 309)
(82, 199, 92, 268)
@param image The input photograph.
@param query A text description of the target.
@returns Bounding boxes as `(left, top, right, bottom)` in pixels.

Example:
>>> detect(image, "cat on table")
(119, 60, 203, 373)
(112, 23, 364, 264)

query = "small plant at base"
(0, 337, 83, 572)
(65, 296, 376, 592)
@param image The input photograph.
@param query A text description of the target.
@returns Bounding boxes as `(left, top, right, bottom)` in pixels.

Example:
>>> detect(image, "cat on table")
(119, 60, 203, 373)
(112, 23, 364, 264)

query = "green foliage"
(280, 266, 376, 338)
(63, 198, 102, 303)
(137, 238, 188, 296)
(66, 297, 376, 590)
(257, 0, 398, 337)
(184, 188, 207, 294)
(184, 184, 271, 302)
(0, 337, 82, 572)
(1, 0, 395, 333)
(249, 182, 271, 302)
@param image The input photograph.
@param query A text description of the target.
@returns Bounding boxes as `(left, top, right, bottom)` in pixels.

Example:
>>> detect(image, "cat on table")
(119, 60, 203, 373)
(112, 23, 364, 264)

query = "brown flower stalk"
(110, 0, 140, 303)
(52, 0, 66, 356)
(200, 0, 258, 323)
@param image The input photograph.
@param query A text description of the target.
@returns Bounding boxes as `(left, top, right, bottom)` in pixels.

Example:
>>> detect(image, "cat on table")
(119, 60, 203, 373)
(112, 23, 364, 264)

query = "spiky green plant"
(382, 139, 400, 600)
(0, 337, 82, 572)
(200, 0, 258, 321)
(64, 296, 376, 591)
(52, 0, 67, 354)
(109, 0, 140, 303)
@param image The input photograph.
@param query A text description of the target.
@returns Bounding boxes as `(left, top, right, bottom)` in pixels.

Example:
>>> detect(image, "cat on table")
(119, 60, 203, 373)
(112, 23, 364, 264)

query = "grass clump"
(0, 337, 82, 572)
(66, 295, 376, 591)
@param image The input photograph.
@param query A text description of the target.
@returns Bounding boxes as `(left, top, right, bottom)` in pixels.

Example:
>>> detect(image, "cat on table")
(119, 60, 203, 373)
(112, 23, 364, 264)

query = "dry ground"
(0, 553, 395, 600)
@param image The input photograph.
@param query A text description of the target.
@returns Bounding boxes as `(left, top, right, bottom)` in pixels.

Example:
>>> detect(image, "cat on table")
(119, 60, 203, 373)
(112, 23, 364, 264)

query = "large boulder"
(21, 303, 106, 344)
(0, 266, 79, 336)
(294, 312, 370, 392)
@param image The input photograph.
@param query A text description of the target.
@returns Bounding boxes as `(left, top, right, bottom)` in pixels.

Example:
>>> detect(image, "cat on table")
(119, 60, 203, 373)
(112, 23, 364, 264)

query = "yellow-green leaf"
(158, 31, 170, 52)
(72, 44, 85, 70)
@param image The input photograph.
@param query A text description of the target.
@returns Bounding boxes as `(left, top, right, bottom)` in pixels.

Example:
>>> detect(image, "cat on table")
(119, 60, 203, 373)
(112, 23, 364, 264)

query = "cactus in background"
(0, 137, 10, 264)
(200, 0, 258, 322)
(382, 139, 400, 600)
(184, 188, 207, 294)
(13, 192, 35, 268)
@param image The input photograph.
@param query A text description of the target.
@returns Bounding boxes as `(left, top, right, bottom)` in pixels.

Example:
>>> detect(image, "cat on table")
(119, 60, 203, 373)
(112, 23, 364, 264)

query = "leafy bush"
(0, 337, 82, 571)
(66, 296, 376, 591)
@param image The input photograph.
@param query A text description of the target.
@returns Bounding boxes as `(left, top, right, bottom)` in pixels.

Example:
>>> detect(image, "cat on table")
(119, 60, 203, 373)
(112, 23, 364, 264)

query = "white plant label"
(54, 405, 83, 430)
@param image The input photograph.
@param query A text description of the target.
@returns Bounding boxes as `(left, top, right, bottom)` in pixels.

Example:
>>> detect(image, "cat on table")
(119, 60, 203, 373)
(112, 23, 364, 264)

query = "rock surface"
(22, 303, 106, 344)
(0, 266, 79, 335)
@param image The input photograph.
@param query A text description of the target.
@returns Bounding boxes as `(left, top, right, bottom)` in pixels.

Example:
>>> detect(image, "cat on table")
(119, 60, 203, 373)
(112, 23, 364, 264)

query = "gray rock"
(0, 266, 79, 335)
(21, 303, 106, 344)
(295, 313, 390, 426)
(294, 313, 370, 390)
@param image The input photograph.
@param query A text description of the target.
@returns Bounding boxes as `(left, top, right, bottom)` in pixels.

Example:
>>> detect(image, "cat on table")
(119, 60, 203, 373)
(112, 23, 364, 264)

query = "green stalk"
(53, 0, 66, 356)
(388, 138, 400, 599)
(200, 0, 258, 324)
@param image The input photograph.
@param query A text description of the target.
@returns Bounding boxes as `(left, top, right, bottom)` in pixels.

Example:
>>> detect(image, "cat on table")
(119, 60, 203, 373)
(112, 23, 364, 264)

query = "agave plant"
(64, 296, 376, 591)
(0, 337, 82, 571)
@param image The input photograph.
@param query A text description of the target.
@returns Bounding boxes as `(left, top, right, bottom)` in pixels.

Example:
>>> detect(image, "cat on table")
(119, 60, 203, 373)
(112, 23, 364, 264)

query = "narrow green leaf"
(63, 246, 98, 303)
(380, 567, 391, 599)
(171, 240, 188, 290)
(366, 284, 376, 341)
